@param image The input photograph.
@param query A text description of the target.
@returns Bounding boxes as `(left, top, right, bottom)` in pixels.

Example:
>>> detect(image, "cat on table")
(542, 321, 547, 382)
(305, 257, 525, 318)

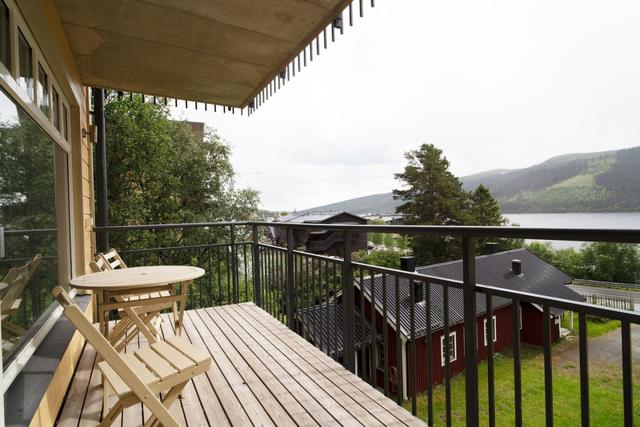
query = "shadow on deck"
(57, 303, 424, 426)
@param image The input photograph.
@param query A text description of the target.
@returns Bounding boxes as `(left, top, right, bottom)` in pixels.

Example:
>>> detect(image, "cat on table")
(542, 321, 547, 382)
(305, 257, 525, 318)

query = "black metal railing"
(93, 221, 640, 427)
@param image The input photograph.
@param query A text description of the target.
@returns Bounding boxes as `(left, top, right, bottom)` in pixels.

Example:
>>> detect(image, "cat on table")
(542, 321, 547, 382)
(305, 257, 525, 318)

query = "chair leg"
(99, 403, 123, 427)
(142, 381, 188, 427)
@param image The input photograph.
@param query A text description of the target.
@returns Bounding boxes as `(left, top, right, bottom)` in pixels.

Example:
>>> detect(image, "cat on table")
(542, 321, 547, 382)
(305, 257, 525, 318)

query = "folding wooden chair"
(52, 286, 211, 427)
(1, 254, 43, 342)
(90, 249, 178, 351)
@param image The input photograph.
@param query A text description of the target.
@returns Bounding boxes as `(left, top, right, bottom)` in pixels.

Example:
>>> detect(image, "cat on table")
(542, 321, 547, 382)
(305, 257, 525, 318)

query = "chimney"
(512, 259, 522, 275)
(401, 256, 424, 303)
(484, 242, 500, 254)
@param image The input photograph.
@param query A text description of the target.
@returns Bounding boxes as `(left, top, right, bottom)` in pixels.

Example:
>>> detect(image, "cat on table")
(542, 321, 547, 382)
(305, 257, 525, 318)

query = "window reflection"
(17, 30, 33, 99)
(0, 87, 59, 363)
(52, 87, 60, 130)
(37, 63, 49, 117)
(0, 1, 9, 71)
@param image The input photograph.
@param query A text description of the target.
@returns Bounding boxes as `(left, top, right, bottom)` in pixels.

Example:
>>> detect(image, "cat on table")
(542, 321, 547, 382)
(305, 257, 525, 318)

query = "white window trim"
(0, 0, 71, 153)
(484, 315, 497, 346)
(440, 331, 457, 366)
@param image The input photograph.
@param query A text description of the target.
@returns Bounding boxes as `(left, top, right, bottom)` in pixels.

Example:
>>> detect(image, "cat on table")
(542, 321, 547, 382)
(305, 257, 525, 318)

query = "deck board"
(58, 303, 426, 426)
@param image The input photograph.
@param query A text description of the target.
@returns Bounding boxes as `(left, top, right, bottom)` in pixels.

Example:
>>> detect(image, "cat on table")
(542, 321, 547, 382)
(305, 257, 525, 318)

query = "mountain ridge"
(299, 146, 640, 214)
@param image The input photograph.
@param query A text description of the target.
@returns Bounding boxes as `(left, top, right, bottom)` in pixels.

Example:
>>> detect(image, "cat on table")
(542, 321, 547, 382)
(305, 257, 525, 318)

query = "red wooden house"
(298, 248, 584, 398)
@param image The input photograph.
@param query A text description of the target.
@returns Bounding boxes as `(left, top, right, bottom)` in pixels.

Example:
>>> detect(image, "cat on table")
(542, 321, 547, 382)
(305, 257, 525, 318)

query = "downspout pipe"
(92, 88, 109, 253)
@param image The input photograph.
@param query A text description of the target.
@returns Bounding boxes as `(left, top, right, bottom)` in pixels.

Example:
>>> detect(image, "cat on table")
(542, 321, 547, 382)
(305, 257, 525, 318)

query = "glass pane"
(0, 86, 60, 364)
(0, 0, 9, 70)
(62, 104, 68, 140)
(17, 30, 33, 99)
(52, 87, 60, 130)
(37, 63, 49, 117)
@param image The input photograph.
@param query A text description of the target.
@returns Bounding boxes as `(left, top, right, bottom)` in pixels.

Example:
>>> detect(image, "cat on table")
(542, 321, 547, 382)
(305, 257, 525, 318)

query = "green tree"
(360, 250, 401, 269)
(580, 243, 640, 283)
(393, 144, 468, 264)
(468, 185, 504, 226)
(383, 233, 395, 248)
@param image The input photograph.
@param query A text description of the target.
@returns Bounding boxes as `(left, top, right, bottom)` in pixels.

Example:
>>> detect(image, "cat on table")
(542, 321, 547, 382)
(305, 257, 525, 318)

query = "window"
(484, 315, 497, 346)
(0, 0, 9, 70)
(440, 332, 457, 366)
(518, 305, 523, 330)
(52, 87, 60, 130)
(37, 62, 49, 116)
(0, 86, 64, 365)
(62, 103, 68, 140)
(17, 29, 33, 98)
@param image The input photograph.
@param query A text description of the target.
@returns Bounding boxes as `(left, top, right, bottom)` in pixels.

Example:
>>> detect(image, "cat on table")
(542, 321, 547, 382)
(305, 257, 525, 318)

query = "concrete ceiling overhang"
(53, 0, 351, 108)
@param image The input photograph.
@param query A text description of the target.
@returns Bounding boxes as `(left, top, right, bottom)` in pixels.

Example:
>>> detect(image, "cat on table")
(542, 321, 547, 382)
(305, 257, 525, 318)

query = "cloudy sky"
(172, 0, 640, 212)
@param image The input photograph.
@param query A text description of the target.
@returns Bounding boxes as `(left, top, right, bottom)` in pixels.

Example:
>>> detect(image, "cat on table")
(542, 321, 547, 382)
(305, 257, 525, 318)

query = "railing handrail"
(93, 221, 640, 243)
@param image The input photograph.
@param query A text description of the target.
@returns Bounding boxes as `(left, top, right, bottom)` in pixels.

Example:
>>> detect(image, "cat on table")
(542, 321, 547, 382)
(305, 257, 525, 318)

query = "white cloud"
(173, 0, 640, 211)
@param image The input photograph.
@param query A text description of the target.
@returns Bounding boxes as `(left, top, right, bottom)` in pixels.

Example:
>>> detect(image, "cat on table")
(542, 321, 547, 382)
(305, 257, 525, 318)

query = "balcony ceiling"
(53, 0, 350, 108)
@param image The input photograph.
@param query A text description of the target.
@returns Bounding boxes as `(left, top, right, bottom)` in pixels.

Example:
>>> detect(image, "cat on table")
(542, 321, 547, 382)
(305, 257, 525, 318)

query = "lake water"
(504, 212, 640, 249)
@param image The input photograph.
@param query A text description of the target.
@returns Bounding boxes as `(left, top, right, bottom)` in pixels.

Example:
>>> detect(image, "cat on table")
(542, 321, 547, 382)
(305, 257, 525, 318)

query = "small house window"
(18, 29, 33, 98)
(484, 315, 497, 346)
(37, 62, 49, 116)
(518, 305, 523, 330)
(440, 332, 457, 366)
(0, 0, 10, 70)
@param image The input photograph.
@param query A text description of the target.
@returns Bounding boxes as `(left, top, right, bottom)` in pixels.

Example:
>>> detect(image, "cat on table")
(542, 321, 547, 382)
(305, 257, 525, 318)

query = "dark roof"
(275, 211, 364, 224)
(358, 248, 583, 340)
(297, 301, 371, 357)
(358, 275, 512, 340)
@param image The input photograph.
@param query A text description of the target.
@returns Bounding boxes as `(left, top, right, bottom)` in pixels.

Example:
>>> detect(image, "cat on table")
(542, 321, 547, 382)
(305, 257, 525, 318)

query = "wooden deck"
(57, 303, 425, 426)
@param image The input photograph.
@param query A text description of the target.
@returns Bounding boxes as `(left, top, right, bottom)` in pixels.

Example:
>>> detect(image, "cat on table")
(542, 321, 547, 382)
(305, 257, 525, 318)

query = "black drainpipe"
(92, 87, 109, 252)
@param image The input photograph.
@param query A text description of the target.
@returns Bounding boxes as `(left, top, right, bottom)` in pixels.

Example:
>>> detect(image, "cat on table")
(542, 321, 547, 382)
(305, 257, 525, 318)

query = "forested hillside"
(301, 146, 640, 214)
(461, 146, 640, 212)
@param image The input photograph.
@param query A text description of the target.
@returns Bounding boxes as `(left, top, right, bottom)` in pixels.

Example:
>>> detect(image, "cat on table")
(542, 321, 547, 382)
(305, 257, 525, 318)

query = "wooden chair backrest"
(51, 286, 179, 427)
(1, 254, 43, 314)
(90, 248, 127, 273)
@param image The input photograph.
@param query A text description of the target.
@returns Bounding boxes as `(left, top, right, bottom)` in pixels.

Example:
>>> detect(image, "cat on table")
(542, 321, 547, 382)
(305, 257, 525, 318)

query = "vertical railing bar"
(621, 321, 633, 427)
(370, 269, 377, 386)
(409, 278, 417, 415)
(342, 230, 355, 373)
(444, 284, 452, 427)
(243, 242, 248, 303)
(426, 282, 433, 426)
(359, 267, 365, 379)
(226, 240, 231, 305)
(395, 274, 403, 405)
(486, 293, 495, 427)
(462, 235, 479, 427)
(216, 247, 222, 305)
(325, 260, 331, 355)
(543, 304, 553, 427)
(252, 225, 261, 306)
(579, 311, 589, 427)
(513, 300, 522, 427)
(318, 259, 324, 352)
(380, 271, 388, 395)
(333, 261, 338, 359)
(231, 225, 238, 304)
(286, 227, 295, 330)
(311, 256, 317, 346)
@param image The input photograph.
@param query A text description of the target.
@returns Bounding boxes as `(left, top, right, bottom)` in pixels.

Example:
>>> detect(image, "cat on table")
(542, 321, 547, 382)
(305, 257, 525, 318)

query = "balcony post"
(462, 235, 479, 427)
(286, 227, 296, 330)
(342, 230, 355, 373)
(252, 224, 261, 307)
(92, 87, 109, 252)
(230, 224, 238, 303)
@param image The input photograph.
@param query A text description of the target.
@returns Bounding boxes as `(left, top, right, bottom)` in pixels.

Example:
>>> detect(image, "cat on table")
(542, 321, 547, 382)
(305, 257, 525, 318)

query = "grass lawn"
(561, 312, 620, 338)
(404, 340, 639, 426)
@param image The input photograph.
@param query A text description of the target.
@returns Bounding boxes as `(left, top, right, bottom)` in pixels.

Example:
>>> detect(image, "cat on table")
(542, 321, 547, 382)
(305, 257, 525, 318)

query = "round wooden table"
(70, 265, 204, 342)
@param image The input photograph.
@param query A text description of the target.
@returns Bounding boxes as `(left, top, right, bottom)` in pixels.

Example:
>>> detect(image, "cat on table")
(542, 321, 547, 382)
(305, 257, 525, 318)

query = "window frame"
(0, 0, 76, 392)
(440, 331, 457, 366)
(483, 315, 497, 346)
